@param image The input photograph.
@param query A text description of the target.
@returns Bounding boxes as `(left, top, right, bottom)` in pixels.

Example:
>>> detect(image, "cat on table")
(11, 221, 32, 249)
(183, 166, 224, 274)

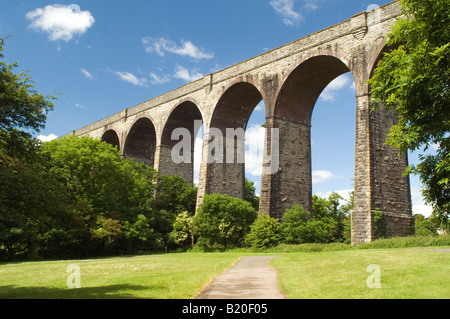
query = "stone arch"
(260, 55, 353, 218)
(211, 81, 263, 131)
(204, 81, 263, 200)
(275, 55, 351, 124)
(101, 129, 120, 151)
(123, 116, 157, 167)
(158, 100, 203, 184)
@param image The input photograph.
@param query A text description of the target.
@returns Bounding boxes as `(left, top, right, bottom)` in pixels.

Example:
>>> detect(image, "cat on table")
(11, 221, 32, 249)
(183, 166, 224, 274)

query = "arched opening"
(263, 55, 352, 218)
(101, 129, 120, 151)
(160, 101, 203, 185)
(206, 82, 263, 200)
(123, 117, 157, 167)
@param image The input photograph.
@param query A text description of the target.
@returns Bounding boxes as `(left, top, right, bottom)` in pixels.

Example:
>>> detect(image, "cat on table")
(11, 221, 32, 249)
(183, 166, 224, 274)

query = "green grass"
(0, 253, 243, 299)
(1, 236, 449, 299)
(270, 248, 450, 298)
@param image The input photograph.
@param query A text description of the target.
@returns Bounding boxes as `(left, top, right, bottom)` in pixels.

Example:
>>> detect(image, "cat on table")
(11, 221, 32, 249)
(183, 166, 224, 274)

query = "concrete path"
(195, 256, 286, 299)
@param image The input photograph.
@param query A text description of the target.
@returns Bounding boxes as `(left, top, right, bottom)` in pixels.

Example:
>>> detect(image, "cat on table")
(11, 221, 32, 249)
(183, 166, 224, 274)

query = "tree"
(40, 136, 160, 256)
(169, 211, 194, 248)
(0, 38, 58, 259)
(193, 194, 257, 249)
(244, 177, 260, 211)
(281, 203, 338, 244)
(0, 37, 54, 159)
(245, 214, 282, 249)
(368, 0, 449, 225)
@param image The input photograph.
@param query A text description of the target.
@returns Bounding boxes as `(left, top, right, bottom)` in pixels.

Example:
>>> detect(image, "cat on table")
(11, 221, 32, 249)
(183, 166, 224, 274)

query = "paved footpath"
(195, 256, 286, 299)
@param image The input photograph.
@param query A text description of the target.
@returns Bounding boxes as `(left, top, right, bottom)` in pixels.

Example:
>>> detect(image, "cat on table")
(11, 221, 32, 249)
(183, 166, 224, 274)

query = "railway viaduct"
(66, 1, 414, 244)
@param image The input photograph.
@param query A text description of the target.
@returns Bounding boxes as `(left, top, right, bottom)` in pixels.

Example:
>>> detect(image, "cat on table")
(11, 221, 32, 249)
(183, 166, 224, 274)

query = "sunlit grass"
(270, 248, 450, 299)
(0, 253, 242, 299)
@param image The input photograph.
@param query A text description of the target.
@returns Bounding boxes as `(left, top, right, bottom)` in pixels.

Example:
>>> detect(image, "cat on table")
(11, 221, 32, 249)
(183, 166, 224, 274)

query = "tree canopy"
(368, 0, 449, 225)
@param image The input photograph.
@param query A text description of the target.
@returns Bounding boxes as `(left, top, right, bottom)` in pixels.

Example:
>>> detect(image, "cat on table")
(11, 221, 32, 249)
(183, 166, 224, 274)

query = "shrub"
(245, 214, 282, 249)
(193, 194, 257, 249)
(281, 204, 338, 244)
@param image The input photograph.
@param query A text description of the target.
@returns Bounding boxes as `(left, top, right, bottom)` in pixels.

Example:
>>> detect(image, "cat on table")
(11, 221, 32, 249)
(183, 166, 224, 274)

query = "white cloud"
(270, 0, 320, 26)
(245, 124, 266, 176)
(254, 101, 265, 112)
(79, 68, 93, 79)
(411, 186, 433, 217)
(114, 71, 148, 87)
(26, 4, 94, 42)
(173, 65, 203, 82)
(149, 72, 170, 85)
(37, 134, 58, 142)
(270, 0, 302, 26)
(312, 170, 342, 184)
(193, 137, 203, 186)
(75, 103, 86, 109)
(142, 37, 213, 60)
(319, 74, 354, 102)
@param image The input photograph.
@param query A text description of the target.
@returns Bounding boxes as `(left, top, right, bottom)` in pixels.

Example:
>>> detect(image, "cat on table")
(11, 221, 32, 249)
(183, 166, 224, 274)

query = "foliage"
(169, 211, 194, 248)
(368, 0, 450, 224)
(374, 209, 387, 239)
(244, 177, 260, 211)
(414, 214, 440, 236)
(0, 38, 62, 259)
(245, 214, 282, 249)
(193, 194, 257, 250)
(281, 204, 338, 244)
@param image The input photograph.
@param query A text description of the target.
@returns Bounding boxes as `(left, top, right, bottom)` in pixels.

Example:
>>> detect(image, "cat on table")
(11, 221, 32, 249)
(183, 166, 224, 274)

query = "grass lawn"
(270, 248, 450, 299)
(0, 252, 243, 299)
(0, 245, 449, 299)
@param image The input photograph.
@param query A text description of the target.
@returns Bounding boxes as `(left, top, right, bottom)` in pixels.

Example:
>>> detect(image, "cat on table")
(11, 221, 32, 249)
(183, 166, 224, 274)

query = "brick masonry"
(66, 1, 414, 244)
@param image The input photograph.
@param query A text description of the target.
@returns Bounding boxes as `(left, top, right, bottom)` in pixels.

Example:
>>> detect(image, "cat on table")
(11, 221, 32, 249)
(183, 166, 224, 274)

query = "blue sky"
(0, 0, 432, 216)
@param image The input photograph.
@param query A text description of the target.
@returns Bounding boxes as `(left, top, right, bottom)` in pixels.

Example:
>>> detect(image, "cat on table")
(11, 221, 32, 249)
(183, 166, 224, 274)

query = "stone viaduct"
(66, 1, 414, 244)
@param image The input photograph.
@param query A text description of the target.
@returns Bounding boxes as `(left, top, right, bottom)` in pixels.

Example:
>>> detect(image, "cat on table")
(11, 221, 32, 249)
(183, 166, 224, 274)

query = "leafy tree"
(281, 203, 338, 244)
(0, 38, 60, 259)
(0, 37, 54, 159)
(193, 194, 257, 249)
(312, 193, 351, 242)
(368, 0, 449, 225)
(414, 214, 440, 236)
(244, 177, 260, 211)
(245, 214, 282, 249)
(152, 174, 197, 247)
(169, 211, 194, 248)
(40, 136, 159, 256)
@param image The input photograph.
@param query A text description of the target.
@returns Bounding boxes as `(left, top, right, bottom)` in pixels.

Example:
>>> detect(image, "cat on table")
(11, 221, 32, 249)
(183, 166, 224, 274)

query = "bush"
(281, 204, 338, 244)
(245, 214, 282, 249)
(193, 194, 257, 249)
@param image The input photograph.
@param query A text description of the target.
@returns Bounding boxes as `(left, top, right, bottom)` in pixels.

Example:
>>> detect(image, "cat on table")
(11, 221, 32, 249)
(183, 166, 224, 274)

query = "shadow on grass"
(0, 284, 152, 299)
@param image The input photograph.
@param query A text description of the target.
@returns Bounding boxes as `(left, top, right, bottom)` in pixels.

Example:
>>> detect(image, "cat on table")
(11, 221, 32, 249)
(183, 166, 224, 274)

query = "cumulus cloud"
(173, 65, 203, 82)
(270, 0, 319, 26)
(26, 4, 94, 42)
(37, 134, 58, 142)
(319, 74, 354, 102)
(142, 37, 213, 60)
(245, 124, 266, 177)
(312, 170, 342, 184)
